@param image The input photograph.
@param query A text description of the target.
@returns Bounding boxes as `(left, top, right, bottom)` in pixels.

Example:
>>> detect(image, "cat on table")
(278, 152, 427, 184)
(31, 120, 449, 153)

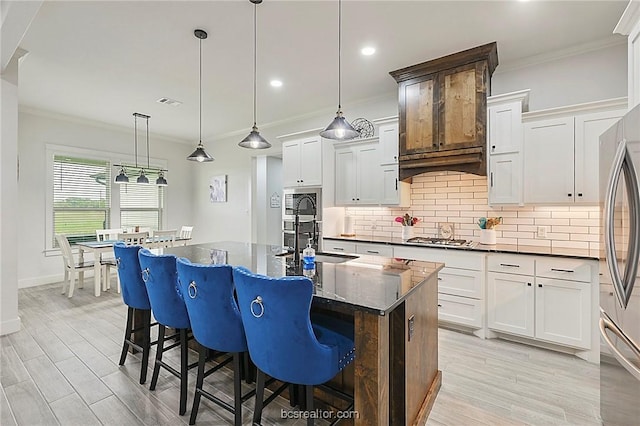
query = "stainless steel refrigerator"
(599, 104, 640, 425)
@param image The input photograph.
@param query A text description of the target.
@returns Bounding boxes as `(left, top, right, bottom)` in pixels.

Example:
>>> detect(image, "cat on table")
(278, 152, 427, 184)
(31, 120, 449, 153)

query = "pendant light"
(114, 113, 168, 185)
(320, 0, 359, 141)
(187, 29, 214, 162)
(239, 0, 271, 149)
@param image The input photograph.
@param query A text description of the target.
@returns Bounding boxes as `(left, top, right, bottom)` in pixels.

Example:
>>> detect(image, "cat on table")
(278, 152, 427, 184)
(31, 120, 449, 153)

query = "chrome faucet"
(293, 194, 318, 263)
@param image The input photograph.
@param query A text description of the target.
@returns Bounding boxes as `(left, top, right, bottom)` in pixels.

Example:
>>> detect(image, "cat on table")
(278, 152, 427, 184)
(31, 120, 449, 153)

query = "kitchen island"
(164, 241, 443, 425)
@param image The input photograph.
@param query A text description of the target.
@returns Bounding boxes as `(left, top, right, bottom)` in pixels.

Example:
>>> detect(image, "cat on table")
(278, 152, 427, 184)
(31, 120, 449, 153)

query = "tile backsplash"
(345, 171, 600, 251)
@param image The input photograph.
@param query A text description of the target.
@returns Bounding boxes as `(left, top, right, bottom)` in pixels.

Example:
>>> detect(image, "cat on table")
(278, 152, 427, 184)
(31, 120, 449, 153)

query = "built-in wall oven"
(282, 188, 322, 252)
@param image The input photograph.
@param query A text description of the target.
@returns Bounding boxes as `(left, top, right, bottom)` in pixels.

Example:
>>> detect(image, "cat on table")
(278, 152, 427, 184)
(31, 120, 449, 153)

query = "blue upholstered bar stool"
(232, 266, 356, 426)
(176, 258, 254, 425)
(113, 242, 156, 384)
(138, 248, 195, 416)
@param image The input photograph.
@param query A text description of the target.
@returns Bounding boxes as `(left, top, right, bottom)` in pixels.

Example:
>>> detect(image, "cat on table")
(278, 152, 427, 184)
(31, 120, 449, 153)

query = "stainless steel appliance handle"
(599, 314, 640, 381)
(604, 138, 640, 308)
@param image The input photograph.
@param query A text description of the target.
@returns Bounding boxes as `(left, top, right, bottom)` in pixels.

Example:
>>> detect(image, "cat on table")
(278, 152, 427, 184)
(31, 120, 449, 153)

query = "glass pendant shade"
(187, 142, 214, 162)
(155, 171, 168, 186)
(320, 110, 360, 140)
(137, 170, 149, 184)
(239, 125, 271, 149)
(114, 167, 129, 184)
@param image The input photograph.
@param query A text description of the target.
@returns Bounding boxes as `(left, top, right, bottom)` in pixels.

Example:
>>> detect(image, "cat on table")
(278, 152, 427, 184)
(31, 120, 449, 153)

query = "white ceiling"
(17, 0, 628, 144)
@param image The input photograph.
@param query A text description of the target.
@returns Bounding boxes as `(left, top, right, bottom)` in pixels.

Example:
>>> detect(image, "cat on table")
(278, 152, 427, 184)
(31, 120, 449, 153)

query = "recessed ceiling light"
(361, 46, 376, 56)
(270, 80, 283, 88)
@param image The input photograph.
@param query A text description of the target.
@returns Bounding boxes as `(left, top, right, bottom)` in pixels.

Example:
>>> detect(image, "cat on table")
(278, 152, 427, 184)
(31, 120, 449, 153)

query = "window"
(53, 155, 111, 246)
(120, 170, 164, 232)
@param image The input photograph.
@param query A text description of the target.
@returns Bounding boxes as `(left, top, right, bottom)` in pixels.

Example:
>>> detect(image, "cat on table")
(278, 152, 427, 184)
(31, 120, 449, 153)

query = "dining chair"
(138, 248, 196, 416)
(176, 258, 254, 425)
(56, 234, 95, 298)
(177, 226, 194, 246)
(151, 229, 177, 248)
(118, 231, 149, 246)
(113, 242, 157, 384)
(96, 228, 123, 241)
(232, 266, 356, 425)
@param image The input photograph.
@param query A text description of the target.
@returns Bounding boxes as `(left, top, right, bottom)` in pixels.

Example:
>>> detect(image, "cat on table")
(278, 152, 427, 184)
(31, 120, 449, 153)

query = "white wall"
(17, 110, 195, 287)
(493, 42, 627, 110)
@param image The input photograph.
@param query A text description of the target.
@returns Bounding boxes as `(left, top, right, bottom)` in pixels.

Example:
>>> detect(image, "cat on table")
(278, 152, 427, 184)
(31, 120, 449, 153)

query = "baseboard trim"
(18, 274, 65, 289)
(0, 317, 21, 335)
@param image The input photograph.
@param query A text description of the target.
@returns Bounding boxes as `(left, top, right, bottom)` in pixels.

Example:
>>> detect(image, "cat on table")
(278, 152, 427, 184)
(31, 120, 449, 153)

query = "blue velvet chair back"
(232, 266, 341, 385)
(176, 258, 247, 353)
(113, 242, 150, 310)
(138, 248, 190, 329)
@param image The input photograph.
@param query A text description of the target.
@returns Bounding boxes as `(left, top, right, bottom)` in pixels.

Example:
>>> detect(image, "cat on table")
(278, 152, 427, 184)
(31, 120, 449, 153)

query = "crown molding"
(614, 0, 640, 35)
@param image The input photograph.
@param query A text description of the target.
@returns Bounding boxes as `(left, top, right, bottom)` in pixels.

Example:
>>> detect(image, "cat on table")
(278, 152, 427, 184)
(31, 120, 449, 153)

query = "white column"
(0, 54, 21, 335)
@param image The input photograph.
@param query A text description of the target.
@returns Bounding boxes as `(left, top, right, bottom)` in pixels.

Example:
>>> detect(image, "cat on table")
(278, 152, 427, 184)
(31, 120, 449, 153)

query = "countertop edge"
(323, 236, 599, 260)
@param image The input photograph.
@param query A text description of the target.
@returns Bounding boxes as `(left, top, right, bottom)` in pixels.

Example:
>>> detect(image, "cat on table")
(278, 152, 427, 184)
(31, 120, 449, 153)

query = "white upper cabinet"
(378, 121, 399, 164)
(487, 90, 529, 206)
(282, 136, 322, 188)
(335, 140, 381, 205)
(523, 99, 626, 204)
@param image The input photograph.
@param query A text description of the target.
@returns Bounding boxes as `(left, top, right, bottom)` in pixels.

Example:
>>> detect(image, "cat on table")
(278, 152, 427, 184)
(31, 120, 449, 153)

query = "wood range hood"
(390, 42, 498, 181)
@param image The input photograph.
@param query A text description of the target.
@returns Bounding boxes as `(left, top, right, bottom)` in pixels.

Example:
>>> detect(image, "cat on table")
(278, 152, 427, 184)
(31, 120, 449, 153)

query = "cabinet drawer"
(438, 267, 483, 299)
(536, 257, 593, 283)
(437, 294, 482, 328)
(323, 240, 357, 254)
(487, 253, 535, 275)
(356, 243, 393, 257)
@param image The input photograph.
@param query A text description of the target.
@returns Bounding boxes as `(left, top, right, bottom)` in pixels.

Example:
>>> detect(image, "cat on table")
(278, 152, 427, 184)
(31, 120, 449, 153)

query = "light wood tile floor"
(1, 281, 601, 425)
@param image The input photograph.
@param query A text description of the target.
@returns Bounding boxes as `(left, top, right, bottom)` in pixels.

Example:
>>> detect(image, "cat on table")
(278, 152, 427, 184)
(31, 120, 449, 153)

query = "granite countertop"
(164, 241, 443, 316)
(324, 235, 600, 260)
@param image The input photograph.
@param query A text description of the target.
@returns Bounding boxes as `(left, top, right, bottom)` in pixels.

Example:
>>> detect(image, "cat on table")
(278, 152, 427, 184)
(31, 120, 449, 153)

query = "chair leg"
(253, 368, 266, 425)
(61, 269, 69, 294)
(78, 271, 84, 289)
(140, 310, 151, 384)
(189, 344, 207, 425)
(150, 324, 165, 391)
(233, 353, 242, 426)
(305, 385, 314, 426)
(119, 307, 134, 366)
(68, 271, 76, 298)
(179, 328, 188, 416)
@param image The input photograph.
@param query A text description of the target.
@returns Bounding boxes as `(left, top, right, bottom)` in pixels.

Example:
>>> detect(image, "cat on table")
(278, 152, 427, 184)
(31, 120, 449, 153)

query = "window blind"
(120, 171, 164, 231)
(53, 155, 111, 245)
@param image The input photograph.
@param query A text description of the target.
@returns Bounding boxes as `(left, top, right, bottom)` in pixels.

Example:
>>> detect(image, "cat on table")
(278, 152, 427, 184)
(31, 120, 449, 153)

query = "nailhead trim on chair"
(339, 348, 356, 368)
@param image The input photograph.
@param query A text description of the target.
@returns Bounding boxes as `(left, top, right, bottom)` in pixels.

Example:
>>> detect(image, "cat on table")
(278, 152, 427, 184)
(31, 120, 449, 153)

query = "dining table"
(161, 241, 444, 425)
(76, 236, 191, 296)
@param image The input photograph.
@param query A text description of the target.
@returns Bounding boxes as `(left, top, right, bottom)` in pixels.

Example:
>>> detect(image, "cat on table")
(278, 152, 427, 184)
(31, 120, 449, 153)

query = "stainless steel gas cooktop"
(405, 237, 477, 248)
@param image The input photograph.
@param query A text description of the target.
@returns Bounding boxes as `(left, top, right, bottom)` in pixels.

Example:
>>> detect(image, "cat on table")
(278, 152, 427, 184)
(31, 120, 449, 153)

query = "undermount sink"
(276, 251, 359, 264)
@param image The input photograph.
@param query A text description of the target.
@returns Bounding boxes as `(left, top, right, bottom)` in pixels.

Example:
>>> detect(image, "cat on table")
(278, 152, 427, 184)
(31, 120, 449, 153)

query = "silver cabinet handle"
(366, 250, 379, 254)
(499, 263, 520, 268)
(332, 247, 344, 251)
(550, 268, 574, 273)
(604, 138, 640, 309)
(600, 312, 640, 381)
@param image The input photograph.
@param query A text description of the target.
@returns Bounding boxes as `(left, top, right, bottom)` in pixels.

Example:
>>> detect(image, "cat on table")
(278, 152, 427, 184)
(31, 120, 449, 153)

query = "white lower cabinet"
(487, 272, 535, 337)
(438, 293, 482, 328)
(487, 253, 593, 350)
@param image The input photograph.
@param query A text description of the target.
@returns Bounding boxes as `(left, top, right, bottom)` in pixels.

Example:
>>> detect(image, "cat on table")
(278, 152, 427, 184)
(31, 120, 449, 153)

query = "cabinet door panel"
(381, 165, 400, 205)
(438, 294, 482, 328)
(487, 272, 534, 337)
(282, 141, 301, 188)
(489, 153, 521, 205)
(402, 75, 437, 155)
(356, 145, 381, 204)
(574, 110, 624, 204)
(335, 149, 357, 205)
(300, 138, 322, 186)
(535, 277, 591, 349)
(438, 267, 483, 299)
(379, 122, 399, 164)
(523, 117, 575, 203)
(489, 101, 523, 154)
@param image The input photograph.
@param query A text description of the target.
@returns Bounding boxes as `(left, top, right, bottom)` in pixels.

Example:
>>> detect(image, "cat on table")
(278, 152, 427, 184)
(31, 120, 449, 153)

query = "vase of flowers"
(396, 213, 419, 241)
(477, 217, 502, 245)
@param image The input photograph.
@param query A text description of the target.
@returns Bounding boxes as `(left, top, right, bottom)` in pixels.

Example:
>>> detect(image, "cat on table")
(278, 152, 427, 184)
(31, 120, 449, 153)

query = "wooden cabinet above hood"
(390, 42, 498, 180)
